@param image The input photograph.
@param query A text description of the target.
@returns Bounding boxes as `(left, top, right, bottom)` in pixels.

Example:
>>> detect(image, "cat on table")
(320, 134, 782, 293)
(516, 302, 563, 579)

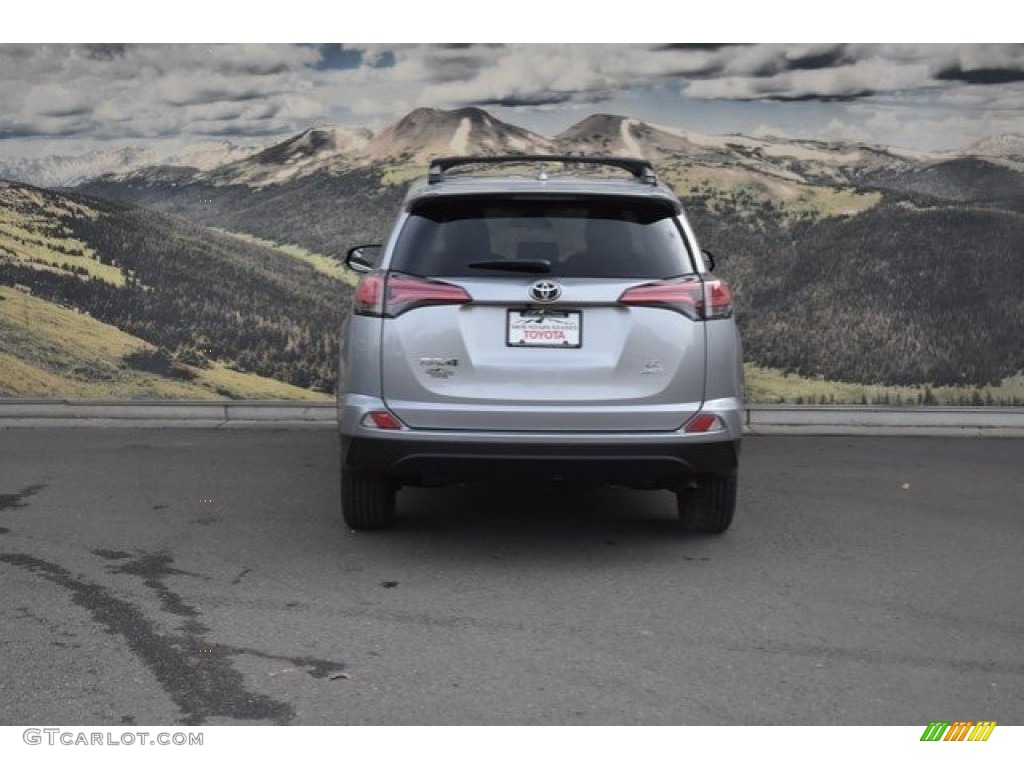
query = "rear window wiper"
(467, 259, 551, 274)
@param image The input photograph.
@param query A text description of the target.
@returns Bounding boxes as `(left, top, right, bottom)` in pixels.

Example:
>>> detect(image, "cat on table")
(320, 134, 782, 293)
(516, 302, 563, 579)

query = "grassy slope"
(211, 227, 356, 285)
(2, 180, 345, 396)
(745, 363, 1024, 406)
(660, 164, 883, 221)
(0, 285, 328, 400)
(0, 187, 128, 287)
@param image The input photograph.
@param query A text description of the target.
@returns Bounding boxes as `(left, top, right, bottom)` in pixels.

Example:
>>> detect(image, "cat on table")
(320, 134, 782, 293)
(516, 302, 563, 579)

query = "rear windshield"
(391, 196, 693, 278)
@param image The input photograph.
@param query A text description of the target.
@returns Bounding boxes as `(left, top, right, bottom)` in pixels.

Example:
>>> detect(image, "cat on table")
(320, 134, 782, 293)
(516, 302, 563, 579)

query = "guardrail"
(1, 400, 1022, 436)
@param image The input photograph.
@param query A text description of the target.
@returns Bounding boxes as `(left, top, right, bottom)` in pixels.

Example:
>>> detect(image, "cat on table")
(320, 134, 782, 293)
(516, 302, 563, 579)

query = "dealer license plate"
(507, 309, 582, 348)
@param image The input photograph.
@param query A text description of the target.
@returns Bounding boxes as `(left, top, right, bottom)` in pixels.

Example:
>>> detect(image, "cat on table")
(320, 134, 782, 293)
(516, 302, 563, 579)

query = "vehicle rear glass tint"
(392, 196, 692, 278)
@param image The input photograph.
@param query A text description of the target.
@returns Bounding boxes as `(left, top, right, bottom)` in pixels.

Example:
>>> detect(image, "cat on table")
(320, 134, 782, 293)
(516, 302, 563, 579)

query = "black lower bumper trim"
(341, 435, 740, 488)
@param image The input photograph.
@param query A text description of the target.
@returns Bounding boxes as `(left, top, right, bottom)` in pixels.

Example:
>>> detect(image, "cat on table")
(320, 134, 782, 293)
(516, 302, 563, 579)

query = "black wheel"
(341, 468, 396, 530)
(676, 472, 737, 534)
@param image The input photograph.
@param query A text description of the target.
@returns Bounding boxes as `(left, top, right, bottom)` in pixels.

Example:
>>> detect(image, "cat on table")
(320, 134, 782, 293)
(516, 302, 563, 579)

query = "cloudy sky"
(2, 41, 1022, 159)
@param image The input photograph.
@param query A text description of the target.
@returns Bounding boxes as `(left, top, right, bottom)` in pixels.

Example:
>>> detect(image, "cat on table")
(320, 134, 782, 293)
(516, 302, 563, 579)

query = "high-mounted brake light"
(353, 271, 471, 318)
(618, 277, 733, 320)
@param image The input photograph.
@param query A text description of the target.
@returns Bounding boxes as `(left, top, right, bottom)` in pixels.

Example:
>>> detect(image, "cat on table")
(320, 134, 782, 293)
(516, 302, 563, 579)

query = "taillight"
(353, 271, 471, 318)
(353, 271, 385, 315)
(618, 277, 733, 320)
(703, 280, 734, 319)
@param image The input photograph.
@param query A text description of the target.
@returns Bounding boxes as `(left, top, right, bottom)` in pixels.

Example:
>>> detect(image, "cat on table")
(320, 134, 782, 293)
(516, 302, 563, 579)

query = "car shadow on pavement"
(362, 479, 722, 539)
(333, 480, 734, 574)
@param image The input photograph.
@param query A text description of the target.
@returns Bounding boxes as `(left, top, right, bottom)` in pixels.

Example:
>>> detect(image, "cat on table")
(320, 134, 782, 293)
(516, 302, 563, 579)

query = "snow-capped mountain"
(200, 126, 373, 187)
(557, 114, 713, 157)
(957, 133, 1024, 172)
(80, 109, 921, 191)
(113, 108, 555, 189)
(0, 140, 260, 187)
(365, 107, 555, 162)
(5, 106, 1019, 198)
(555, 112, 922, 185)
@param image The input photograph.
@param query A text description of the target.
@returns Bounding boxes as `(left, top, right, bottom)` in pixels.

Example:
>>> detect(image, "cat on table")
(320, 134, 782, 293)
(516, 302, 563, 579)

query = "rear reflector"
(361, 411, 405, 430)
(683, 413, 724, 433)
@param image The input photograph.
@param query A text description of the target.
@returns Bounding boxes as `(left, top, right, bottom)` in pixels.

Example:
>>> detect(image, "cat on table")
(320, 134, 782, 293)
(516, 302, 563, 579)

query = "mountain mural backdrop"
(1, 107, 1022, 403)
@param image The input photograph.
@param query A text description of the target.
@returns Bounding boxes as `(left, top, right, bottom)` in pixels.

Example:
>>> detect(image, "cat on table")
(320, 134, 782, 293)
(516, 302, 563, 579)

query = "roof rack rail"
(427, 155, 657, 186)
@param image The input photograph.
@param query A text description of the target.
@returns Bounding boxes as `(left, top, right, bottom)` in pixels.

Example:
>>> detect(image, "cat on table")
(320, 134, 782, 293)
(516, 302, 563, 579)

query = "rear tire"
(341, 468, 396, 530)
(676, 472, 737, 534)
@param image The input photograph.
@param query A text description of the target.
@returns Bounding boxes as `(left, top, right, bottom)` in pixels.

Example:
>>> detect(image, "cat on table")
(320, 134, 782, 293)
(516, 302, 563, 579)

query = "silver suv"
(338, 156, 743, 532)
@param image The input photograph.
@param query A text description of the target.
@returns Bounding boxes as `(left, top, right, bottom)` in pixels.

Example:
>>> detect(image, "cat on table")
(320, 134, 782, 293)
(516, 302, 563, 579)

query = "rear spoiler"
(427, 155, 657, 186)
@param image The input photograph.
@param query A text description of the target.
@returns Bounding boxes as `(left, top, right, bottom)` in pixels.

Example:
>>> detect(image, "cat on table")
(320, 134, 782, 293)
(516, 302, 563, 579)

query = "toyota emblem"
(529, 280, 562, 303)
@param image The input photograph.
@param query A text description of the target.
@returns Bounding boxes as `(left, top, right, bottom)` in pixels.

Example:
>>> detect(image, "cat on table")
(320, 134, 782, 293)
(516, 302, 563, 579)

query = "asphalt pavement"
(1, 428, 1022, 725)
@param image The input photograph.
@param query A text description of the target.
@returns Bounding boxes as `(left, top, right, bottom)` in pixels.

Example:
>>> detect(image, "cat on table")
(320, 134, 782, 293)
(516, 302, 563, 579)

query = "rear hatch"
(375, 194, 710, 432)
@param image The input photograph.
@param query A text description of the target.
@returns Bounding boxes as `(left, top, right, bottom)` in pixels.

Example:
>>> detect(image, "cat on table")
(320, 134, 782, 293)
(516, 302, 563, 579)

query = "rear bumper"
(338, 393, 743, 488)
(341, 433, 740, 488)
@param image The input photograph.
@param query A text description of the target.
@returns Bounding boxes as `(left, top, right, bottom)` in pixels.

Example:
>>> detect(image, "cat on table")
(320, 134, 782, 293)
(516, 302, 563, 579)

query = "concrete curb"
(0, 400, 336, 429)
(1, 400, 1023, 436)
(744, 405, 1024, 437)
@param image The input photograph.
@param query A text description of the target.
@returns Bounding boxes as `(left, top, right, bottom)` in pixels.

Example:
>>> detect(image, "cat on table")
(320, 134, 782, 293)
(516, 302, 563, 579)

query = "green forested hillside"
(80, 166, 406, 256)
(1, 182, 344, 394)
(39, 140, 1024, 402)
(685, 191, 1024, 389)
(0, 285, 326, 400)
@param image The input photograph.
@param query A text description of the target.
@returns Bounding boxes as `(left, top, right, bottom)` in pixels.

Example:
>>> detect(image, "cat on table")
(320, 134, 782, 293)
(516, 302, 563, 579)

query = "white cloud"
(0, 43, 1020, 155)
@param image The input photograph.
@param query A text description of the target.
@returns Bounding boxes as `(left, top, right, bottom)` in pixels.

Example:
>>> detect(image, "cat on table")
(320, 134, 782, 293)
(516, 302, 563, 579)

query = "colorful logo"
(920, 721, 997, 741)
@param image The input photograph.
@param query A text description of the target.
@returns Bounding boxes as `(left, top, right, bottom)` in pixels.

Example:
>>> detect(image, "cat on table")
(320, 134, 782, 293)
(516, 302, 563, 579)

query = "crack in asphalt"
(0, 550, 346, 725)
(97, 550, 203, 619)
